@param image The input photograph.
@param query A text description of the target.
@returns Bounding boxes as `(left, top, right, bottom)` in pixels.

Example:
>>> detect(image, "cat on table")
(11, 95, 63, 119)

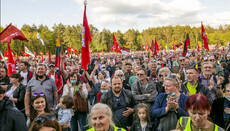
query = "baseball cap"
(0, 86, 4, 94)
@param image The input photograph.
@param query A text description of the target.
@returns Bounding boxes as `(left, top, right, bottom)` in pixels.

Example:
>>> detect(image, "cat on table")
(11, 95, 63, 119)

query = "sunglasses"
(168, 74, 176, 79)
(179, 59, 185, 62)
(32, 92, 45, 97)
(137, 73, 145, 76)
(117, 75, 123, 77)
(209, 59, 215, 62)
(159, 75, 164, 78)
(34, 115, 56, 124)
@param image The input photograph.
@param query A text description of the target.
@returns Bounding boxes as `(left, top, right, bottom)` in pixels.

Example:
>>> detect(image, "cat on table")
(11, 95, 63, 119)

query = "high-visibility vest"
(179, 117, 224, 131)
(87, 126, 126, 131)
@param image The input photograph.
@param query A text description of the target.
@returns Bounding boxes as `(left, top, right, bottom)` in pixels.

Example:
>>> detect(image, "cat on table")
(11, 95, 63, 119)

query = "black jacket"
(211, 98, 228, 129)
(100, 89, 137, 127)
(131, 120, 153, 131)
(6, 84, 26, 111)
(180, 81, 213, 104)
(0, 97, 27, 131)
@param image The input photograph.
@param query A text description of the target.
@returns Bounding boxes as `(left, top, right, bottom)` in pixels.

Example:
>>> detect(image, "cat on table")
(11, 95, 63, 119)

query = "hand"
(61, 122, 70, 128)
(170, 100, 179, 110)
(122, 107, 133, 117)
(67, 80, 72, 88)
(147, 94, 151, 97)
(217, 76, 224, 86)
(209, 76, 214, 90)
(94, 64, 99, 70)
(78, 83, 83, 92)
(224, 108, 230, 114)
(60, 51, 66, 60)
(25, 109, 30, 117)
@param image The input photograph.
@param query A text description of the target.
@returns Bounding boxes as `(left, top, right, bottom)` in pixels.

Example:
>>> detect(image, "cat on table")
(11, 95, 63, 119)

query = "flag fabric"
(150, 40, 155, 52)
(201, 23, 209, 51)
(55, 37, 61, 68)
(33, 50, 37, 58)
(48, 46, 51, 65)
(173, 42, 176, 51)
(175, 43, 183, 48)
(67, 47, 77, 57)
(7, 43, 16, 76)
(4, 50, 8, 57)
(121, 45, 130, 55)
(222, 47, 225, 51)
(112, 34, 121, 53)
(166, 45, 169, 53)
(197, 42, 200, 52)
(37, 32, 45, 45)
(81, 4, 92, 71)
(54, 36, 63, 95)
(21, 51, 30, 57)
(0, 24, 28, 43)
(153, 39, 159, 55)
(182, 29, 190, 56)
(25, 46, 35, 57)
(0, 51, 4, 60)
(226, 42, 229, 51)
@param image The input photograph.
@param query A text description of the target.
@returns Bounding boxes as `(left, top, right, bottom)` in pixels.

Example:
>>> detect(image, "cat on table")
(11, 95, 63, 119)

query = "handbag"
(156, 109, 178, 131)
(73, 86, 89, 113)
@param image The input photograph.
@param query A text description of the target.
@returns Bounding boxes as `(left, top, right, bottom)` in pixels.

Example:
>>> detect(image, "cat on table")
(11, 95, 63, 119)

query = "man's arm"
(1, 85, 8, 90)
(60, 51, 68, 80)
(24, 92, 31, 116)
(53, 91, 59, 107)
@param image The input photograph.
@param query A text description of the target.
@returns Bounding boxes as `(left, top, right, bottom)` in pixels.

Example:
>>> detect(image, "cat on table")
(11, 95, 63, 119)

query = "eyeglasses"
(34, 115, 56, 124)
(209, 59, 215, 62)
(32, 92, 45, 97)
(116, 98, 121, 107)
(117, 75, 123, 77)
(137, 73, 145, 76)
(203, 66, 213, 69)
(159, 75, 164, 78)
(179, 59, 185, 62)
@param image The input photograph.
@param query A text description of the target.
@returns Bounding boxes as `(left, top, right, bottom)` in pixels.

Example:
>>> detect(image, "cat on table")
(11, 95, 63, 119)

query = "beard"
(113, 89, 121, 94)
(36, 74, 45, 79)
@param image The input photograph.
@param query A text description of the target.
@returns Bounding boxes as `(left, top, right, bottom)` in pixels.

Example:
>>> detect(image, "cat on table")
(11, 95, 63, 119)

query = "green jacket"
(87, 126, 126, 131)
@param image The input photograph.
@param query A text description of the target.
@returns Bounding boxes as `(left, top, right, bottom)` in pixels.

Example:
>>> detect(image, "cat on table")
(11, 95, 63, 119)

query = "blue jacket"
(151, 93, 188, 119)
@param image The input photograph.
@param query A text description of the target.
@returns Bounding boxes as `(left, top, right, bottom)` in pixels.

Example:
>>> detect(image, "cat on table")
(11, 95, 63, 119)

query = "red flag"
(81, 4, 92, 71)
(17, 57, 21, 63)
(153, 39, 159, 55)
(48, 46, 51, 65)
(74, 49, 77, 55)
(67, 47, 71, 57)
(222, 47, 225, 51)
(173, 44, 176, 51)
(197, 43, 200, 52)
(150, 40, 154, 52)
(0, 24, 28, 43)
(175, 43, 183, 48)
(39, 51, 44, 63)
(113, 34, 121, 53)
(201, 23, 209, 51)
(4, 50, 8, 57)
(7, 43, 16, 76)
(33, 50, 37, 58)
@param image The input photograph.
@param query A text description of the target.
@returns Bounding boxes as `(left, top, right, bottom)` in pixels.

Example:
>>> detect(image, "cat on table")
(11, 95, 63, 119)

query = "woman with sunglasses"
(151, 74, 189, 131)
(5, 73, 26, 112)
(29, 113, 62, 131)
(155, 67, 172, 94)
(28, 92, 50, 127)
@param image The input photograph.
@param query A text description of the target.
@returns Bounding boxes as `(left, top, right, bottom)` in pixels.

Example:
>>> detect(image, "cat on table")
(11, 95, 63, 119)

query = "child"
(56, 95, 74, 131)
(131, 103, 153, 131)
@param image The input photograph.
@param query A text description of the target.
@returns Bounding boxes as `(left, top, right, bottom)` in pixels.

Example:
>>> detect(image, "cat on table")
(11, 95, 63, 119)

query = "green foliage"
(0, 24, 230, 54)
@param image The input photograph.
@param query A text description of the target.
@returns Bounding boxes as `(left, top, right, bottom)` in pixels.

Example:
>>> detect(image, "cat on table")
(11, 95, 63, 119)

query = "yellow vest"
(87, 126, 126, 131)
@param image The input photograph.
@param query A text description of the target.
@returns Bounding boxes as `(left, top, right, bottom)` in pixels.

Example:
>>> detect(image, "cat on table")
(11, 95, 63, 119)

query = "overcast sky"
(1, 0, 230, 33)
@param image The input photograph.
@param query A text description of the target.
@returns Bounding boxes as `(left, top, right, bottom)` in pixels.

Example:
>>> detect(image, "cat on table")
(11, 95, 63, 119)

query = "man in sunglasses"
(0, 86, 28, 130)
(132, 68, 158, 109)
(208, 55, 224, 77)
(100, 76, 136, 130)
(172, 56, 187, 82)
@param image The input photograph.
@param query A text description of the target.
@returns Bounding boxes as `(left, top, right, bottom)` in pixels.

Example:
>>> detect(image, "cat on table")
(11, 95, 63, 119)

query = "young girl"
(131, 103, 153, 131)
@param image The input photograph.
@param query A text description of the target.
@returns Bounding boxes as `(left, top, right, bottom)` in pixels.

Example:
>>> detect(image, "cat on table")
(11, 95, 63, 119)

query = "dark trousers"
(70, 111, 88, 131)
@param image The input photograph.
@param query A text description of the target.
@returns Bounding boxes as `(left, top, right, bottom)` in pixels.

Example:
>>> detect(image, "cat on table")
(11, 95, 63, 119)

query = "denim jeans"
(70, 111, 88, 131)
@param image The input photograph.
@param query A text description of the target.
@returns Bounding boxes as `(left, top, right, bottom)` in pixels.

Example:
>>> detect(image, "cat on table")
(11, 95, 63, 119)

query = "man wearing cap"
(0, 86, 28, 130)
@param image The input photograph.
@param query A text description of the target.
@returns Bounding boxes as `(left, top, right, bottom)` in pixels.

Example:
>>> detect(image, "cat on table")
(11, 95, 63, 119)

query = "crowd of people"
(0, 49, 230, 131)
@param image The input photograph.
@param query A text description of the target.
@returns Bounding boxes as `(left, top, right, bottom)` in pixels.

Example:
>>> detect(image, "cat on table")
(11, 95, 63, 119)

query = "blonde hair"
(201, 61, 214, 68)
(158, 67, 171, 77)
(164, 73, 181, 89)
(88, 103, 115, 128)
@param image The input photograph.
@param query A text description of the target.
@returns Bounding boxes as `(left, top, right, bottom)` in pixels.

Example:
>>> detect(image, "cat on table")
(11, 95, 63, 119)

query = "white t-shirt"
(20, 71, 28, 85)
